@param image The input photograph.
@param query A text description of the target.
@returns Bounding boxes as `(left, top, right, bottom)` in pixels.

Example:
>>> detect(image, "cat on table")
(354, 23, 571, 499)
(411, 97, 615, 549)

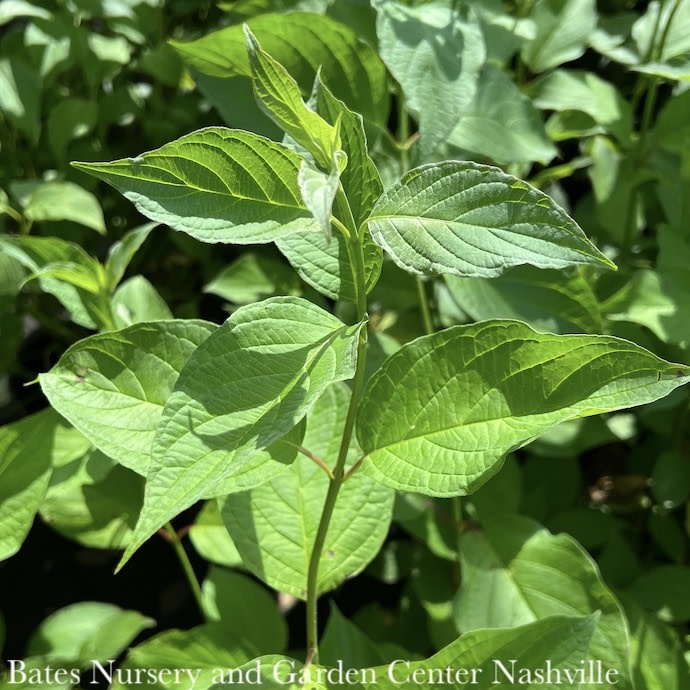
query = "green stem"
(162, 522, 208, 621)
(416, 276, 434, 335)
(305, 191, 368, 667)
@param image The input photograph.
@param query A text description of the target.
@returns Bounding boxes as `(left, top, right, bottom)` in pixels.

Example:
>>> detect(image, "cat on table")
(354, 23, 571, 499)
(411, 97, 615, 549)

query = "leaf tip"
(243, 24, 259, 53)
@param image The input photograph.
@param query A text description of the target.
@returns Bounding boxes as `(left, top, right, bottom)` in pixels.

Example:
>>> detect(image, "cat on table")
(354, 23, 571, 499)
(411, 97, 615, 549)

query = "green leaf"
(110, 624, 254, 690)
(111, 275, 173, 328)
(72, 128, 319, 245)
(47, 97, 98, 162)
(13, 180, 106, 234)
(171, 12, 388, 126)
(624, 597, 690, 690)
(244, 26, 338, 170)
(40, 454, 144, 550)
(39, 320, 217, 475)
(121, 297, 363, 570)
(0, 235, 110, 329)
(521, 0, 597, 72)
(372, 615, 598, 689)
(221, 383, 394, 598)
(26, 602, 154, 666)
(533, 70, 632, 142)
(357, 319, 690, 496)
(448, 65, 557, 165)
(320, 605, 390, 669)
(374, 0, 485, 156)
(0, 409, 71, 560)
(105, 223, 157, 290)
(0, 1, 51, 25)
(455, 515, 632, 688)
(626, 566, 690, 623)
(0, 56, 41, 141)
(275, 228, 382, 302)
(202, 567, 288, 653)
(632, 0, 690, 62)
(189, 501, 242, 568)
(652, 451, 690, 508)
(204, 252, 303, 305)
(298, 159, 340, 240)
(311, 75, 382, 229)
(366, 161, 615, 279)
(445, 266, 604, 334)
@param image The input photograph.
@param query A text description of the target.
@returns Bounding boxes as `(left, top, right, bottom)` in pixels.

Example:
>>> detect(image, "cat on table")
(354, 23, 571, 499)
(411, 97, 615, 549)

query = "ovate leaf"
(73, 128, 319, 245)
(222, 383, 394, 597)
(366, 161, 615, 279)
(455, 516, 632, 688)
(40, 320, 217, 475)
(357, 319, 690, 496)
(374, 0, 485, 156)
(244, 26, 338, 170)
(121, 297, 363, 569)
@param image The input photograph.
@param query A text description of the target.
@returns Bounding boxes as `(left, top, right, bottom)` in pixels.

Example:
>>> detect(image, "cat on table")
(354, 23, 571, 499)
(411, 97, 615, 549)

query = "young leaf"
(111, 275, 173, 328)
(373, 0, 485, 156)
(298, 160, 340, 240)
(72, 128, 319, 245)
(365, 161, 616, 278)
(312, 75, 383, 229)
(39, 320, 217, 476)
(221, 383, 394, 598)
(455, 515, 632, 687)
(244, 26, 338, 170)
(356, 320, 690, 496)
(120, 297, 364, 570)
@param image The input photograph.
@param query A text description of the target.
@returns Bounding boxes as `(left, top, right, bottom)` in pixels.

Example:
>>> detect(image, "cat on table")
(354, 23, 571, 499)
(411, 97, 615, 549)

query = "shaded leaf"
(121, 297, 362, 569)
(40, 320, 217, 475)
(357, 319, 690, 496)
(455, 515, 632, 687)
(222, 383, 394, 598)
